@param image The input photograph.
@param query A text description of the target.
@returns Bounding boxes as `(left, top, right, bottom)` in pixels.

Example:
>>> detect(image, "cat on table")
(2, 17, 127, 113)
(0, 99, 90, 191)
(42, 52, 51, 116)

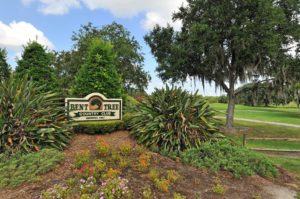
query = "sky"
(0, 0, 224, 96)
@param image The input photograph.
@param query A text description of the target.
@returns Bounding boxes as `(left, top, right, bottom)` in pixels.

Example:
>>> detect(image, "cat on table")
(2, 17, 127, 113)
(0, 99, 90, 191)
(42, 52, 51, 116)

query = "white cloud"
(22, 0, 186, 30)
(22, 0, 81, 15)
(81, 0, 186, 30)
(22, 0, 35, 6)
(142, 11, 182, 31)
(0, 21, 54, 51)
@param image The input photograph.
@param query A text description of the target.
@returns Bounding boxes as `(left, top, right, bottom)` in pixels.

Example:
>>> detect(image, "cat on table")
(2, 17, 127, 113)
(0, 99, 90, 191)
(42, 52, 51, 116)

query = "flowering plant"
(93, 159, 106, 178)
(41, 184, 69, 199)
(75, 150, 91, 169)
(77, 163, 96, 178)
(96, 139, 110, 157)
(118, 144, 132, 156)
(79, 176, 97, 194)
(98, 177, 131, 199)
(167, 170, 180, 183)
(104, 168, 121, 179)
(137, 153, 151, 171)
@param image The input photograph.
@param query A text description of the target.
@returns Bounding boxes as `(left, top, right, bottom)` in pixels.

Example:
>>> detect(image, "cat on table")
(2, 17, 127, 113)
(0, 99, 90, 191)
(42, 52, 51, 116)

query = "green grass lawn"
(246, 140, 300, 150)
(212, 103, 300, 125)
(223, 120, 300, 149)
(228, 120, 300, 138)
(270, 156, 300, 179)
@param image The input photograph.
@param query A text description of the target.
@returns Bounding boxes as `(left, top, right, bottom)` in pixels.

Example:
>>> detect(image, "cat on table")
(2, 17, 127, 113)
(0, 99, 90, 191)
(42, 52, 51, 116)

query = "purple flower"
(80, 179, 86, 183)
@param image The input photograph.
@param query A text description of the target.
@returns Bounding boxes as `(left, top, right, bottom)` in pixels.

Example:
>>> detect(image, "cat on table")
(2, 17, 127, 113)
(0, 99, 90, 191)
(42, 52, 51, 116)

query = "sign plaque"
(65, 93, 122, 121)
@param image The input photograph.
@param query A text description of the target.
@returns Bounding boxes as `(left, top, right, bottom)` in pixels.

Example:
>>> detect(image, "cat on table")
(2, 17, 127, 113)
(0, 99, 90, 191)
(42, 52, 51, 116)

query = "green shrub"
(121, 95, 139, 130)
(181, 140, 277, 178)
(218, 95, 228, 103)
(129, 86, 221, 153)
(0, 76, 72, 154)
(203, 96, 219, 103)
(15, 41, 58, 93)
(71, 38, 123, 98)
(123, 94, 139, 114)
(121, 113, 134, 130)
(73, 120, 123, 134)
(0, 149, 64, 187)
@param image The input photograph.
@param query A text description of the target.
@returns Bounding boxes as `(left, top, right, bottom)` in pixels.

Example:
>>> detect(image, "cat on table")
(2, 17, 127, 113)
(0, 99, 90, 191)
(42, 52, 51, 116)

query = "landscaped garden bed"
(0, 83, 299, 199)
(0, 131, 298, 199)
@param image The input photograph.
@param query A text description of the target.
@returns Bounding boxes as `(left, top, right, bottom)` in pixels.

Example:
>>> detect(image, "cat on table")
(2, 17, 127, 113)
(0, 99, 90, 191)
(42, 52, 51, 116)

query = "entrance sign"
(65, 93, 122, 121)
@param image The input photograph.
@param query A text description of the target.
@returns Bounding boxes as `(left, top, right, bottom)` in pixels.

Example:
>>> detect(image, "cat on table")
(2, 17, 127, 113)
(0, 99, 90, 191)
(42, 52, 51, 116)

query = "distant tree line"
(0, 22, 150, 98)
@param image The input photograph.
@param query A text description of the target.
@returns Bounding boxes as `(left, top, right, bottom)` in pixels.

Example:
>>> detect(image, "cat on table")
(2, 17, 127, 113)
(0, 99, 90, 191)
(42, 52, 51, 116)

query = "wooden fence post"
(243, 133, 247, 147)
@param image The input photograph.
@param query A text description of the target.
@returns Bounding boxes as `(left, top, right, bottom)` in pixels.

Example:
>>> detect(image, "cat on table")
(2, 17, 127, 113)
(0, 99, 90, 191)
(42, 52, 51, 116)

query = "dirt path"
(216, 116, 300, 128)
(0, 131, 298, 199)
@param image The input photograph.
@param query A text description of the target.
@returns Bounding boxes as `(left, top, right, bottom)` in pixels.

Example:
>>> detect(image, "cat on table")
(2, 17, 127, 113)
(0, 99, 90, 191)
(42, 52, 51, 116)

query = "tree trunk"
(297, 90, 300, 109)
(226, 81, 235, 128)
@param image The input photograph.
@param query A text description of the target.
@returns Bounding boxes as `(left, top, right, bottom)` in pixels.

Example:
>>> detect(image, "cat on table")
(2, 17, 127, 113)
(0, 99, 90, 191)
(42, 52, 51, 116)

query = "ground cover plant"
(181, 139, 277, 178)
(0, 76, 72, 154)
(218, 118, 300, 178)
(129, 86, 221, 154)
(0, 148, 64, 187)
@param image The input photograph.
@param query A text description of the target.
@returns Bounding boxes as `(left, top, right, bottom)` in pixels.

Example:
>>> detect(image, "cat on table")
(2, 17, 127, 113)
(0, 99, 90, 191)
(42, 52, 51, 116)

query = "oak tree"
(145, 0, 300, 127)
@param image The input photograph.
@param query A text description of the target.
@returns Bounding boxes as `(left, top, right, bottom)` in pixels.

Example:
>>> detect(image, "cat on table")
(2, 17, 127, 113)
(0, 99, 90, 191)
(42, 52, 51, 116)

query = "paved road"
(216, 116, 300, 128)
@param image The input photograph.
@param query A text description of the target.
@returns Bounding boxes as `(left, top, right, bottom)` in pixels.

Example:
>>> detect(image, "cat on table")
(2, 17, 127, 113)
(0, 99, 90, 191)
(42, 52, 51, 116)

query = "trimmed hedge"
(73, 120, 124, 134)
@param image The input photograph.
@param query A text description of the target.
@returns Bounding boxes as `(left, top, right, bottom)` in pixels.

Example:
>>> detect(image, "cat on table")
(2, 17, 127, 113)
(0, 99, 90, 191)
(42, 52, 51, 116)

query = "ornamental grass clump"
(129, 86, 221, 153)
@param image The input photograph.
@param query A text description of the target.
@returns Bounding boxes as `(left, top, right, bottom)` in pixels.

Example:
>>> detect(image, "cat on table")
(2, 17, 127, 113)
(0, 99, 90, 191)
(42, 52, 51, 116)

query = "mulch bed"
(0, 131, 298, 199)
